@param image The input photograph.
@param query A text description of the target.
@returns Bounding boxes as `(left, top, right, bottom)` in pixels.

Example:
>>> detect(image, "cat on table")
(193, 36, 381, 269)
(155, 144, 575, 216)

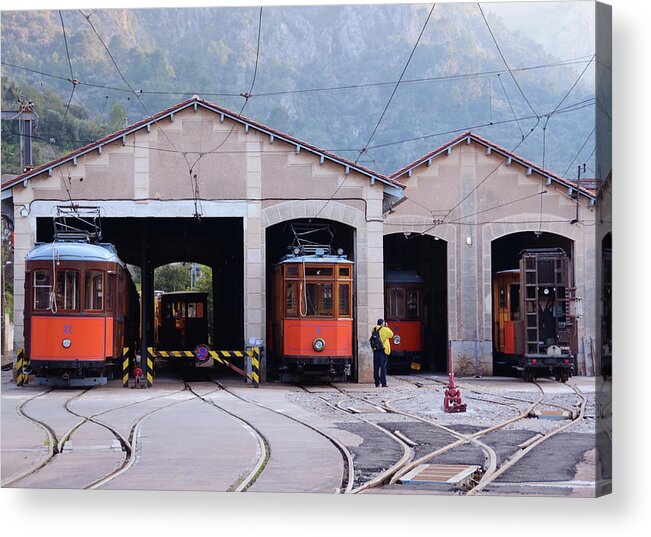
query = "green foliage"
(108, 102, 128, 130)
(154, 264, 190, 292)
(0, 5, 596, 177)
(1, 77, 117, 174)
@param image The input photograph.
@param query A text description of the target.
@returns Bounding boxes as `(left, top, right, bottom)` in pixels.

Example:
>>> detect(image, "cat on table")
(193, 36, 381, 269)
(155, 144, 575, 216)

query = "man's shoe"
(382, 384, 388, 387)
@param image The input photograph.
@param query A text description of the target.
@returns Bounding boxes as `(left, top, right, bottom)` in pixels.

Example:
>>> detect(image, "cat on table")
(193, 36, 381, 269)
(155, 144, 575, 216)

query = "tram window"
(187, 302, 204, 318)
(285, 265, 299, 276)
(407, 289, 419, 319)
(338, 283, 351, 317)
(510, 284, 520, 320)
(85, 271, 104, 311)
(106, 274, 113, 311)
(305, 266, 333, 277)
(306, 283, 334, 316)
(388, 288, 405, 318)
(338, 266, 350, 277)
(118, 275, 124, 314)
(499, 287, 506, 308)
(33, 269, 52, 310)
(56, 270, 80, 311)
(286, 283, 297, 316)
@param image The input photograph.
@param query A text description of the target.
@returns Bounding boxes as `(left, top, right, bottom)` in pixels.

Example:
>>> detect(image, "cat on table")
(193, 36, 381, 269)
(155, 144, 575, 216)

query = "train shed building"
(2, 96, 599, 381)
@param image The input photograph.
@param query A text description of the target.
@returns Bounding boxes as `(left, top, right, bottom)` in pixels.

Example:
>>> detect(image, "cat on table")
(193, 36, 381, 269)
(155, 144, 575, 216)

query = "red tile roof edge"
(2, 96, 401, 191)
(390, 131, 596, 199)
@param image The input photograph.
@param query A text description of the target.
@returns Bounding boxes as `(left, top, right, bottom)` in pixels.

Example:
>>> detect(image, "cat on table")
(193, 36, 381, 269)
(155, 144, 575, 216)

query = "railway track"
(2, 385, 190, 489)
(211, 380, 354, 493)
(324, 376, 586, 495)
(299, 384, 411, 493)
(182, 381, 270, 492)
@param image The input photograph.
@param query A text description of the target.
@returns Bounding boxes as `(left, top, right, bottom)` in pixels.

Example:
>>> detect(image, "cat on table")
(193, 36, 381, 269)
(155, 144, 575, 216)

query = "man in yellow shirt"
(371, 318, 394, 387)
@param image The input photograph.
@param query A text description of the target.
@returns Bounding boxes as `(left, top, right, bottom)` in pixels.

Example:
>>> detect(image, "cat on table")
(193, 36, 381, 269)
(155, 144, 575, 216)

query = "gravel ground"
(285, 377, 603, 496)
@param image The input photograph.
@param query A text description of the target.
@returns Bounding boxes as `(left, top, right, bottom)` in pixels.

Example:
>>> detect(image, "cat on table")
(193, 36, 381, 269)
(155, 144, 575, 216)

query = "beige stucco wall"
(9, 107, 600, 380)
(386, 140, 598, 376)
(10, 106, 386, 382)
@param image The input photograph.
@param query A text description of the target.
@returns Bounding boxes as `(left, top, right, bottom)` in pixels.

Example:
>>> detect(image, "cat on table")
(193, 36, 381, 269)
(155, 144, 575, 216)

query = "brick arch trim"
(262, 200, 365, 229)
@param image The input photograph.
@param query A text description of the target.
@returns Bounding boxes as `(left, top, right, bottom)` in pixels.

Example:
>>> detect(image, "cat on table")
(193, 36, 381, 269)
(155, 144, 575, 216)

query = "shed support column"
(140, 222, 154, 386)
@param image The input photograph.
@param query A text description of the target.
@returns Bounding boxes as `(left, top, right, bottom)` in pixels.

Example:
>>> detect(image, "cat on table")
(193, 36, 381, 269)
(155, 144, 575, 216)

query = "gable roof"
(1, 96, 403, 193)
(389, 131, 597, 202)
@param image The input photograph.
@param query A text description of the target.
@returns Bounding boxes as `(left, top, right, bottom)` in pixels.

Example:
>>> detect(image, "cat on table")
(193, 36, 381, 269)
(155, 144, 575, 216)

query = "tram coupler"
(443, 345, 466, 413)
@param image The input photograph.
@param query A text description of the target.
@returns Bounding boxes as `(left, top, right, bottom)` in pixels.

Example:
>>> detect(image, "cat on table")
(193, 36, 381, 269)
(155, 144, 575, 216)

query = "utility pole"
(1, 100, 37, 172)
(571, 163, 586, 224)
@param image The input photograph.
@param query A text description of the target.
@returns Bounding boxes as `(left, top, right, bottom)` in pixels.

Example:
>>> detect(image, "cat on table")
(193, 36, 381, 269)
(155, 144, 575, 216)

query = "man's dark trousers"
(373, 349, 388, 387)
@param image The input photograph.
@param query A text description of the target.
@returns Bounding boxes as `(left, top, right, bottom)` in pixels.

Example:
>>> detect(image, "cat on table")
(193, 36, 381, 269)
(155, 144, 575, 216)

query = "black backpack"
(369, 327, 383, 352)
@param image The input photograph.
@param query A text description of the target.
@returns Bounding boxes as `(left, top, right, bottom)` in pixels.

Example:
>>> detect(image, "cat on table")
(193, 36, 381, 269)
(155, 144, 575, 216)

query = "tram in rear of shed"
(154, 290, 209, 351)
(492, 248, 578, 382)
(384, 269, 424, 371)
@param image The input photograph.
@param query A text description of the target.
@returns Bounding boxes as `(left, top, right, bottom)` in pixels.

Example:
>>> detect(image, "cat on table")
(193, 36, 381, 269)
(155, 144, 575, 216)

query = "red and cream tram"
(270, 248, 353, 381)
(384, 269, 424, 371)
(24, 240, 139, 386)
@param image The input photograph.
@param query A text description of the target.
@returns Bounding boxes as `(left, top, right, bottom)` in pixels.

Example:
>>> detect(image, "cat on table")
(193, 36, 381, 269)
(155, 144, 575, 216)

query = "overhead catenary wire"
(59, 10, 78, 126)
(78, 9, 192, 174)
(497, 73, 525, 139)
(354, 4, 436, 165)
(477, 2, 538, 119)
(3, 95, 594, 160)
(0, 56, 594, 100)
(438, 52, 596, 222)
(314, 4, 436, 219)
(187, 6, 263, 174)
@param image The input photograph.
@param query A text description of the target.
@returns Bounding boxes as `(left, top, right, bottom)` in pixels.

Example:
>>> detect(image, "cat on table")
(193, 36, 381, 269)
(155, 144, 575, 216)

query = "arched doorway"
(383, 233, 448, 373)
(491, 231, 575, 376)
(265, 218, 356, 381)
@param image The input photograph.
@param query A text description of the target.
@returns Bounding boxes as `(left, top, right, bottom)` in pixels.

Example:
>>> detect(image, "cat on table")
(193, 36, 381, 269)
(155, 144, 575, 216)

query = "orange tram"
(24, 240, 139, 386)
(384, 269, 424, 371)
(492, 248, 577, 382)
(270, 248, 353, 381)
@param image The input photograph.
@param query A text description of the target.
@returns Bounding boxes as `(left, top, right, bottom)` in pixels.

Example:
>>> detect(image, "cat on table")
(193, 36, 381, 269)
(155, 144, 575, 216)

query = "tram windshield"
(306, 282, 334, 316)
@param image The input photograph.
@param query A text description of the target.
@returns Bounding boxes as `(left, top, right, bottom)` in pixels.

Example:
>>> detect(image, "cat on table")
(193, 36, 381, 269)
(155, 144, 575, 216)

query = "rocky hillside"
(1, 3, 597, 177)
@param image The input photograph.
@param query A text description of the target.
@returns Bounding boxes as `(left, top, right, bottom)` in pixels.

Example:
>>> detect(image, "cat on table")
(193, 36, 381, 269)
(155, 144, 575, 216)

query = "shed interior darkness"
(37, 217, 244, 351)
(383, 233, 448, 373)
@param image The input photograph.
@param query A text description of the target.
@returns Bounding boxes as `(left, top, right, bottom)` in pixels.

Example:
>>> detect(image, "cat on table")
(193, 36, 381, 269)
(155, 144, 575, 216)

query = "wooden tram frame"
(492, 248, 577, 382)
(384, 269, 424, 371)
(270, 252, 354, 381)
(24, 241, 139, 386)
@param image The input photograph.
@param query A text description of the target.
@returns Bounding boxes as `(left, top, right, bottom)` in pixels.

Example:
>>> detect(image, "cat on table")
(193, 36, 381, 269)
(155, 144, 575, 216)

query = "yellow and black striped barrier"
(122, 347, 130, 388)
(146, 354, 154, 387)
(147, 347, 260, 388)
(16, 348, 29, 386)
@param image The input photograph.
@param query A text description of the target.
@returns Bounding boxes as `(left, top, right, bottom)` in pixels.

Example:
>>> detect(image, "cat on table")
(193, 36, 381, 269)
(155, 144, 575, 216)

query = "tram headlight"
(313, 337, 326, 352)
(393, 335, 401, 345)
(62, 338, 71, 349)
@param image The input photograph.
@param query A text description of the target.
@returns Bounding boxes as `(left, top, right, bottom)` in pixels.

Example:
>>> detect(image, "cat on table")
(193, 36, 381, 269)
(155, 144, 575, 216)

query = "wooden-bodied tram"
(492, 248, 578, 382)
(384, 269, 424, 371)
(270, 223, 353, 381)
(154, 290, 209, 351)
(23, 208, 139, 386)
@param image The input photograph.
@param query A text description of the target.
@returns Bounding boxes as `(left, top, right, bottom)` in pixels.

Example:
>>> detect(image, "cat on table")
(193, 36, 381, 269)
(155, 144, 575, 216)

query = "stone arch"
(262, 200, 365, 231)
(383, 215, 454, 243)
(483, 216, 581, 246)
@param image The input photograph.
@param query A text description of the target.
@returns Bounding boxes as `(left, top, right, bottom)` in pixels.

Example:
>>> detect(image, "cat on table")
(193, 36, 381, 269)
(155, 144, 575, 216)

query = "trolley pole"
(443, 341, 466, 413)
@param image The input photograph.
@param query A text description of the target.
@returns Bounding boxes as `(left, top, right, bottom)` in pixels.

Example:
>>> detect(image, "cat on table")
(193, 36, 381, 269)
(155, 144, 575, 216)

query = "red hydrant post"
(444, 343, 466, 413)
